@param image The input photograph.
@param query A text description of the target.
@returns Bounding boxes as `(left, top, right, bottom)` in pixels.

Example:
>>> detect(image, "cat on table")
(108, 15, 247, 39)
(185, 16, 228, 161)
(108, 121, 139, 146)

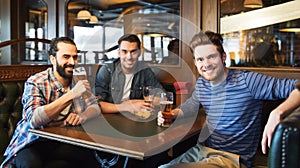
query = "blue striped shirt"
(180, 69, 299, 167)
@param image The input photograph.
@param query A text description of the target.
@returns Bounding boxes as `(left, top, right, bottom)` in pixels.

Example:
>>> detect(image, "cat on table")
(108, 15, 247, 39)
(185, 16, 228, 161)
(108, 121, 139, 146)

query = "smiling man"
(158, 31, 299, 168)
(95, 34, 163, 114)
(1, 37, 101, 168)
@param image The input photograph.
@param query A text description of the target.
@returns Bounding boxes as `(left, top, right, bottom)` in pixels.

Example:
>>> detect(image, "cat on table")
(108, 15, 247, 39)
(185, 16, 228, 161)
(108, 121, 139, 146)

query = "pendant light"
(244, 0, 263, 8)
(89, 15, 99, 24)
(77, 0, 91, 20)
(77, 10, 91, 20)
(279, 19, 300, 33)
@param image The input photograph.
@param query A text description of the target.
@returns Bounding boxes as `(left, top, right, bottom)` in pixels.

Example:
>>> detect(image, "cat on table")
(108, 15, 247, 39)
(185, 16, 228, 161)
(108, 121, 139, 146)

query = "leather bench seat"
(268, 107, 300, 168)
(0, 81, 24, 163)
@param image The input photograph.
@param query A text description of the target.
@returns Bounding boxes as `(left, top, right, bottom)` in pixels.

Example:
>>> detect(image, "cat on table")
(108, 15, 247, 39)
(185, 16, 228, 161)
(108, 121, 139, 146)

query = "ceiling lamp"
(244, 0, 263, 8)
(279, 19, 300, 33)
(145, 32, 166, 37)
(89, 15, 99, 24)
(77, 9, 91, 20)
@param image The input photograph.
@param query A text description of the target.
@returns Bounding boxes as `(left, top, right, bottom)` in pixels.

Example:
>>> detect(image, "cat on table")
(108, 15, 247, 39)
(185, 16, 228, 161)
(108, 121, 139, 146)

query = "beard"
(56, 62, 74, 79)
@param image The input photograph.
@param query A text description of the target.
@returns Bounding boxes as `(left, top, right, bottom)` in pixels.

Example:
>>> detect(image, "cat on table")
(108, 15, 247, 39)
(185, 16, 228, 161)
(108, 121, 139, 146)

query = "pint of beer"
(73, 67, 93, 98)
(143, 86, 155, 105)
(160, 92, 174, 127)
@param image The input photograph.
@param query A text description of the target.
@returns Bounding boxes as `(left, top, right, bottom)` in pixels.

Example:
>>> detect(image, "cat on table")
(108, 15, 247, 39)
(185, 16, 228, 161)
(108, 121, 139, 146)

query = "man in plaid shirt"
(1, 37, 101, 168)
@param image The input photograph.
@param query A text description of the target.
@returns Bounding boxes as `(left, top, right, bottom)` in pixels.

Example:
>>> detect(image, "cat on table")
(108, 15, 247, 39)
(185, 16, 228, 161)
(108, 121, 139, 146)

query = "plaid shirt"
(2, 68, 97, 166)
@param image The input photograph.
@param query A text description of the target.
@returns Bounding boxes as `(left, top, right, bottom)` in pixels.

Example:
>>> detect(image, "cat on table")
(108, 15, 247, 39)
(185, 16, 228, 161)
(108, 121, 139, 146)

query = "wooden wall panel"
(201, 0, 220, 33)
(0, 65, 50, 81)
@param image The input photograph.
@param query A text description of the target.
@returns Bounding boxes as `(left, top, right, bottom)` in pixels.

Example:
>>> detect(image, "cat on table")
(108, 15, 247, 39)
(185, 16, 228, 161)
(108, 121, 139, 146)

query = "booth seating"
(268, 107, 300, 168)
(0, 81, 24, 163)
(268, 82, 300, 168)
(0, 65, 50, 163)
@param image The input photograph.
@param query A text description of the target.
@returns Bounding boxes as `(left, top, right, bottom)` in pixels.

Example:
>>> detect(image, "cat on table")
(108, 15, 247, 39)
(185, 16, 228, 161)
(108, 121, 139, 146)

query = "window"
(67, 0, 180, 66)
(221, 0, 300, 67)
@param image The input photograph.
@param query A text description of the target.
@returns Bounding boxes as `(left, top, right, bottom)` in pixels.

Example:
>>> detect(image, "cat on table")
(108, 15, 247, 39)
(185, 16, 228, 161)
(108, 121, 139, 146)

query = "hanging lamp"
(77, 9, 91, 20)
(77, 0, 91, 20)
(279, 19, 300, 33)
(89, 15, 99, 24)
(244, 0, 263, 8)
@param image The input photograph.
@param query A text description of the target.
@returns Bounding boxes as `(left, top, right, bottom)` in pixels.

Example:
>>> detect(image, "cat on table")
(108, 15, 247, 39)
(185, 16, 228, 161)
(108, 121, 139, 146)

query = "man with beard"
(95, 34, 163, 114)
(158, 31, 299, 168)
(1, 37, 101, 168)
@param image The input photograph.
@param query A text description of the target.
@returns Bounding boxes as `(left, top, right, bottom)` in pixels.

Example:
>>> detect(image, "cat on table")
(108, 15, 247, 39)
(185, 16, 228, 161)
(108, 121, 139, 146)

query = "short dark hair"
(167, 39, 179, 51)
(48, 37, 76, 56)
(118, 34, 141, 49)
(189, 31, 225, 58)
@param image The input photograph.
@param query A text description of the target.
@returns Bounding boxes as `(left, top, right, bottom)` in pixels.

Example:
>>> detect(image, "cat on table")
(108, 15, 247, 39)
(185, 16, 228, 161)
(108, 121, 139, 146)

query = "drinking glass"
(142, 86, 155, 116)
(160, 92, 174, 127)
(73, 67, 92, 98)
(143, 86, 155, 104)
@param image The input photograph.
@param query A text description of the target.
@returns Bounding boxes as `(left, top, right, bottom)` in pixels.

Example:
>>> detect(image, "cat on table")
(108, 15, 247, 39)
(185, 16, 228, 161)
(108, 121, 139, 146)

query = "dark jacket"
(95, 58, 163, 104)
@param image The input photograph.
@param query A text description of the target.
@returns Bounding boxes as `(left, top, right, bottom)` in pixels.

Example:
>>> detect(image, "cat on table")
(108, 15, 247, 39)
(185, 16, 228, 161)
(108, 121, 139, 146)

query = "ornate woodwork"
(0, 65, 50, 81)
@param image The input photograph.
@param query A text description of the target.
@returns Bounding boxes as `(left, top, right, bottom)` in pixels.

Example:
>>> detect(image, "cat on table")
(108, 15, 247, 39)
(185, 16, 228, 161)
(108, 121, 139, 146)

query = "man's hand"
(70, 80, 91, 99)
(261, 110, 281, 154)
(157, 108, 182, 126)
(64, 113, 86, 126)
(120, 99, 154, 114)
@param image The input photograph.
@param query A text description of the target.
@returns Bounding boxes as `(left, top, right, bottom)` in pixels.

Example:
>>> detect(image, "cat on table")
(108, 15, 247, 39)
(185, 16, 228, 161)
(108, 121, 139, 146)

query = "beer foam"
(73, 67, 87, 75)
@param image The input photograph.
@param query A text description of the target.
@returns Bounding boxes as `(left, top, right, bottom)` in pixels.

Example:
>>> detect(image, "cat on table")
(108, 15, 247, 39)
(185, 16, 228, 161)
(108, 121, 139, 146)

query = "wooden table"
(29, 112, 204, 162)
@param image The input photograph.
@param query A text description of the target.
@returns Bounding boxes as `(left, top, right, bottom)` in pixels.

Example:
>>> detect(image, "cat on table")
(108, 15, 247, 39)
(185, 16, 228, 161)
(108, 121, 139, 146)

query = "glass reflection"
(25, 0, 48, 63)
(221, 0, 300, 67)
(67, 0, 180, 66)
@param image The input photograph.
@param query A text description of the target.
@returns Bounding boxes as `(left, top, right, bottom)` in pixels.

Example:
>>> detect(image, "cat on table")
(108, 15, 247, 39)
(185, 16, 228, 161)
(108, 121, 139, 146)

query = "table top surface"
(29, 112, 204, 160)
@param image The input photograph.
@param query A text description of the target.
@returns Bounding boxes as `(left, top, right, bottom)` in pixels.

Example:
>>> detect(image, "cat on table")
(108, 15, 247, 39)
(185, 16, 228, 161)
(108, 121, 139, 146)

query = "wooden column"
(201, 0, 220, 33)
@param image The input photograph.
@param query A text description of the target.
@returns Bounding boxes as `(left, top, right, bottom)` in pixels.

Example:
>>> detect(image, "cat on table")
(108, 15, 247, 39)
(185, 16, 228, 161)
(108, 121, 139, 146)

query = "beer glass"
(142, 86, 155, 116)
(160, 91, 174, 127)
(73, 67, 93, 98)
(143, 86, 155, 104)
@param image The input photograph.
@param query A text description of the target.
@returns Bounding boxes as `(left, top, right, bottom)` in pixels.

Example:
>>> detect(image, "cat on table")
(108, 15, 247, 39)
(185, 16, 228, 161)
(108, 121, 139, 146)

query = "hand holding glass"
(160, 92, 174, 127)
(73, 67, 93, 98)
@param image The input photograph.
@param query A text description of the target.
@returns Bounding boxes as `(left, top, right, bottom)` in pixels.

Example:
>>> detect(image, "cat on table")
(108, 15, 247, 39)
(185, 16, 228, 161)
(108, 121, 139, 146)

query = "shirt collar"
(48, 68, 68, 93)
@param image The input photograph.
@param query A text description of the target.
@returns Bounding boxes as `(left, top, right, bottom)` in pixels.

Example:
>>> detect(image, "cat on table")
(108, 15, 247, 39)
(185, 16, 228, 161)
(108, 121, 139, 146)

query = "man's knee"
(12, 148, 43, 168)
(12, 156, 43, 168)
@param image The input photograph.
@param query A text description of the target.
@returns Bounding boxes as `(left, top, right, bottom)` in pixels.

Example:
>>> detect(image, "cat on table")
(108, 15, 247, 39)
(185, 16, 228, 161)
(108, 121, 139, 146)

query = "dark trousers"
(11, 138, 99, 168)
(10, 138, 170, 168)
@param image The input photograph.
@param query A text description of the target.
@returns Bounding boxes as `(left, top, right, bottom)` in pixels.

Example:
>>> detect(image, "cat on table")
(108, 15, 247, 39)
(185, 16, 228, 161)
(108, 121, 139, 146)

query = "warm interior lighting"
(279, 20, 300, 32)
(244, 0, 263, 8)
(89, 15, 99, 24)
(145, 33, 166, 37)
(280, 28, 300, 33)
(221, 1, 300, 34)
(77, 10, 91, 20)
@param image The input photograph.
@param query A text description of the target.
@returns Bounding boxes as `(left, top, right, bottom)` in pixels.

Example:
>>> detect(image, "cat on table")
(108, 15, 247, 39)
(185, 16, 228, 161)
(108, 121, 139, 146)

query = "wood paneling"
(202, 0, 220, 32)
(0, 65, 50, 81)
(230, 66, 300, 79)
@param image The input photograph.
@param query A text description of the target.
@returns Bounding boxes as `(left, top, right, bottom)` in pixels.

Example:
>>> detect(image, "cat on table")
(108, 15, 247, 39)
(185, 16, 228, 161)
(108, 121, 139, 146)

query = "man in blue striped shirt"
(158, 31, 299, 168)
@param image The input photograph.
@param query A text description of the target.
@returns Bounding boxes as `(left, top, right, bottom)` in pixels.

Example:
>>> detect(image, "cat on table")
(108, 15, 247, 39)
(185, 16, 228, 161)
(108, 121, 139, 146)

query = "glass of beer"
(160, 91, 174, 127)
(143, 86, 155, 115)
(73, 67, 93, 98)
(143, 86, 155, 103)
